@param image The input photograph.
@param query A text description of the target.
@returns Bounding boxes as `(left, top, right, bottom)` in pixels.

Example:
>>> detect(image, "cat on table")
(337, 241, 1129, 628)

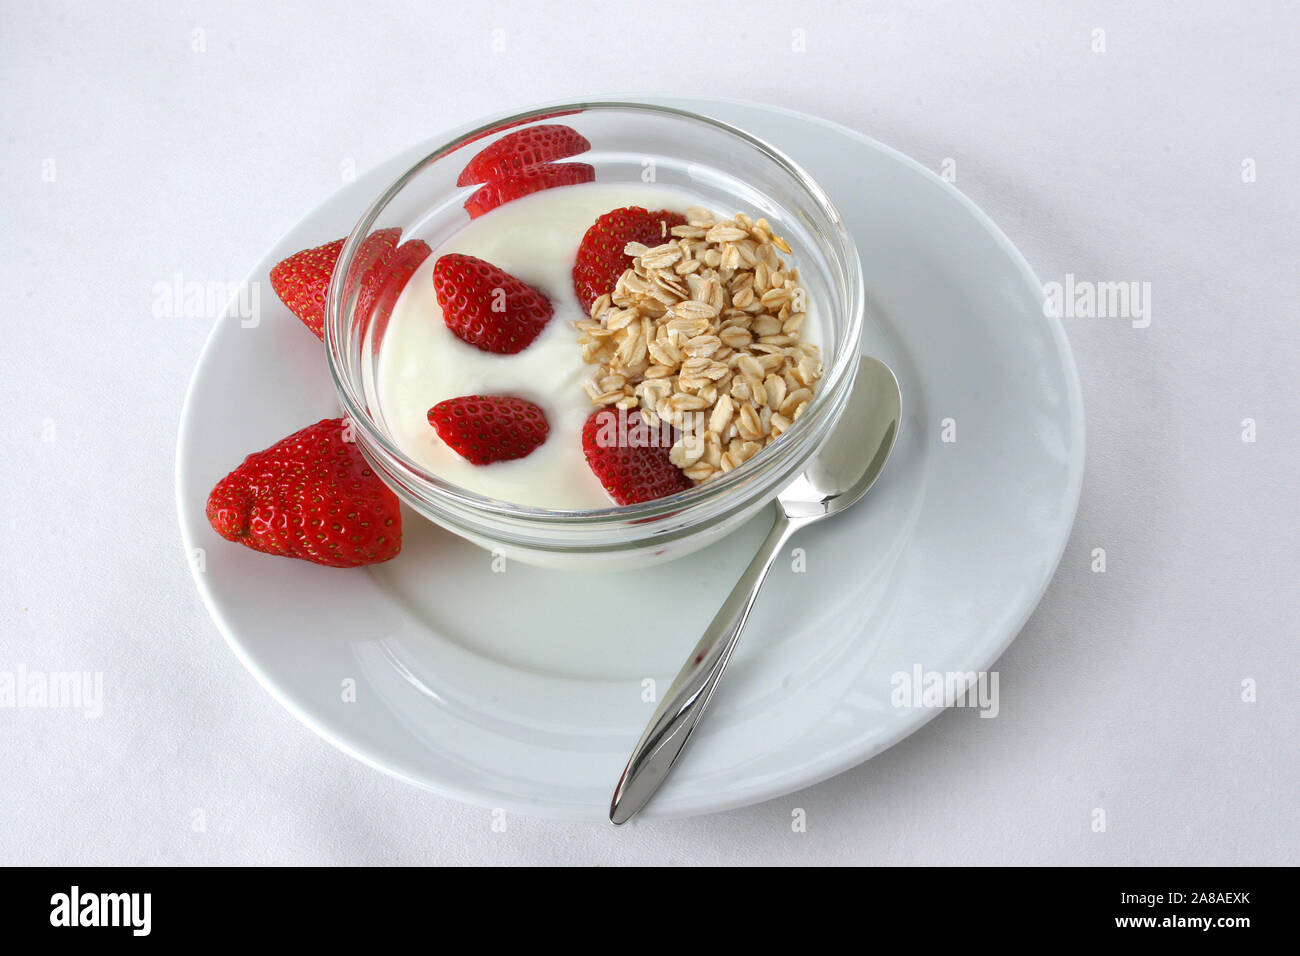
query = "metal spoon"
(609, 355, 902, 824)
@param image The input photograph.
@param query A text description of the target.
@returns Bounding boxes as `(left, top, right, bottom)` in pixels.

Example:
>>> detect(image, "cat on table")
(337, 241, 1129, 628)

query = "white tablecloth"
(2, 1, 1295, 865)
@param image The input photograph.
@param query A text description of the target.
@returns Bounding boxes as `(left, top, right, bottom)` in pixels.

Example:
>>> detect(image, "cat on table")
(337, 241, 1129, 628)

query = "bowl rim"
(324, 99, 865, 526)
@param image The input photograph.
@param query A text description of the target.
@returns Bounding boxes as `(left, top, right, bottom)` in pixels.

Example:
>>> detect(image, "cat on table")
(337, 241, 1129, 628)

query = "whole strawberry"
(206, 418, 401, 568)
(457, 124, 591, 186)
(269, 230, 430, 339)
(581, 408, 692, 505)
(572, 206, 688, 312)
(463, 162, 595, 219)
(428, 395, 549, 465)
(433, 254, 553, 354)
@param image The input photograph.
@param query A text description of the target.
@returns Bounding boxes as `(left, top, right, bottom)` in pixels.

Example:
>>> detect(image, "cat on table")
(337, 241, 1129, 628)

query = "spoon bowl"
(779, 356, 901, 520)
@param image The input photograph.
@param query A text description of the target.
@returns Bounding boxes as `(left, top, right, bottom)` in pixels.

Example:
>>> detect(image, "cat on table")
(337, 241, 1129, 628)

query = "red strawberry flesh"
(581, 408, 692, 505)
(428, 396, 549, 465)
(270, 228, 413, 340)
(572, 206, 688, 312)
(205, 418, 401, 568)
(433, 253, 553, 354)
(456, 110, 583, 150)
(464, 162, 595, 219)
(355, 239, 432, 344)
(457, 124, 591, 186)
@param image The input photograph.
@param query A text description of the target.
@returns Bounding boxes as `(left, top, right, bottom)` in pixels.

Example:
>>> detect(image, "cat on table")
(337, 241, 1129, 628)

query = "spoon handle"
(609, 508, 801, 824)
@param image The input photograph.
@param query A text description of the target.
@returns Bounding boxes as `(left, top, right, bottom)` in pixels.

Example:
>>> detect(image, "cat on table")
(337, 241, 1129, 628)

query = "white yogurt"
(373, 182, 816, 511)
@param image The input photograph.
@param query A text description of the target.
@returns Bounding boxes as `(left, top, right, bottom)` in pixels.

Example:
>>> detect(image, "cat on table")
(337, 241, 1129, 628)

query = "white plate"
(176, 96, 1083, 821)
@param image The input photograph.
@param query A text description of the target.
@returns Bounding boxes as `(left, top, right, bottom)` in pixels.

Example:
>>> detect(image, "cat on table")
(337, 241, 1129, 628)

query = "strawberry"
(355, 238, 432, 342)
(269, 229, 395, 339)
(463, 162, 595, 219)
(457, 109, 582, 149)
(428, 395, 549, 465)
(433, 253, 553, 354)
(572, 206, 687, 311)
(457, 124, 591, 186)
(206, 418, 402, 568)
(581, 408, 692, 505)
(269, 229, 429, 340)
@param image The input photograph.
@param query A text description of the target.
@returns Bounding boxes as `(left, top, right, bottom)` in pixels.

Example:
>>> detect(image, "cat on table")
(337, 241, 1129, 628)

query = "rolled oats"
(577, 209, 824, 484)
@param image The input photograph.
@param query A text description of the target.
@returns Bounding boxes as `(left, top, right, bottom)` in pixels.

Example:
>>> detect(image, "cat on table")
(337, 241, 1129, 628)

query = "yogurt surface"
(373, 182, 816, 510)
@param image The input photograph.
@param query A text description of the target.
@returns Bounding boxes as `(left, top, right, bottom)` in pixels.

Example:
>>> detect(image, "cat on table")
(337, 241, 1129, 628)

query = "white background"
(2, 1, 1296, 865)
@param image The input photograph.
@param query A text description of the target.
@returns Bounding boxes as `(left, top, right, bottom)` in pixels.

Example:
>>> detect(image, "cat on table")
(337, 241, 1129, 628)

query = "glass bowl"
(324, 101, 864, 570)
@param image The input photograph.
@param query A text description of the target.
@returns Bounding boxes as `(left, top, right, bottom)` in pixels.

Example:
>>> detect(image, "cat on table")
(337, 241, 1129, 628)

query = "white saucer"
(175, 96, 1084, 821)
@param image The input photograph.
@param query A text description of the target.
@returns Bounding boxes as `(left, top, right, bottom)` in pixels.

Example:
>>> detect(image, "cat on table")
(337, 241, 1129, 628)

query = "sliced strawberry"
(433, 253, 553, 354)
(270, 228, 404, 339)
(428, 395, 549, 465)
(572, 206, 687, 312)
(355, 239, 432, 342)
(581, 408, 692, 505)
(457, 124, 591, 186)
(457, 109, 583, 149)
(463, 162, 595, 219)
(205, 418, 401, 568)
